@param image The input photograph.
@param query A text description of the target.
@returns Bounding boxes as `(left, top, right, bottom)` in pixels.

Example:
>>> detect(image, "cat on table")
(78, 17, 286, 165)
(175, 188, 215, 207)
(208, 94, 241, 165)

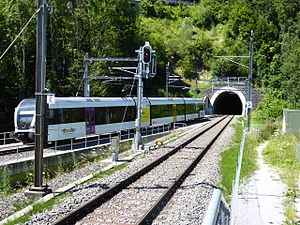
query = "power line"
(0, 6, 41, 61)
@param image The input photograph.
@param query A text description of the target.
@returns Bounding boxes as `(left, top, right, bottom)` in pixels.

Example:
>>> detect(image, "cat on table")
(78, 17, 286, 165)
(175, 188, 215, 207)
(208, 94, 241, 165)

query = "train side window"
(186, 104, 195, 114)
(95, 107, 107, 125)
(151, 105, 172, 118)
(198, 103, 204, 111)
(124, 106, 135, 122)
(165, 104, 172, 117)
(177, 104, 185, 115)
(151, 105, 160, 118)
(63, 108, 85, 123)
(110, 107, 124, 123)
(49, 109, 63, 125)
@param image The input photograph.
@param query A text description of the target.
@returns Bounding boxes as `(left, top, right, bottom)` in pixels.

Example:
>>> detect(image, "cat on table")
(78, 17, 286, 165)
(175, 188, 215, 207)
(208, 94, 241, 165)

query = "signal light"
(142, 46, 151, 64)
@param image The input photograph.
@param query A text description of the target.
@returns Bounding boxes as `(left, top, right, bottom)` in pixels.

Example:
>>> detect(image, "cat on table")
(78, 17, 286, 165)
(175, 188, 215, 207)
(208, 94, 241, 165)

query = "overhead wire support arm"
(86, 57, 138, 62)
(109, 66, 137, 75)
(214, 56, 249, 58)
(88, 76, 135, 81)
(214, 56, 249, 69)
(83, 53, 139, 97)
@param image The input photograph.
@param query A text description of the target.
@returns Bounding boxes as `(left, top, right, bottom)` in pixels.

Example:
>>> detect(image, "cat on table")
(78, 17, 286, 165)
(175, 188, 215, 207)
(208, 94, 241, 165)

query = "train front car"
(14, 99, 36, 143)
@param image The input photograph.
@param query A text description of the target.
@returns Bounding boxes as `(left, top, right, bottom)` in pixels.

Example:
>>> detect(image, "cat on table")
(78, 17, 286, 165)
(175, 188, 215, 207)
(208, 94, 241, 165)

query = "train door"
(85, 107, 95, 135)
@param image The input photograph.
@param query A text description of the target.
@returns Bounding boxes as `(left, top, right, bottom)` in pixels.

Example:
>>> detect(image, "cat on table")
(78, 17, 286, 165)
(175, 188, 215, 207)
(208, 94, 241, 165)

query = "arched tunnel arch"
(213, 91, 243, 115)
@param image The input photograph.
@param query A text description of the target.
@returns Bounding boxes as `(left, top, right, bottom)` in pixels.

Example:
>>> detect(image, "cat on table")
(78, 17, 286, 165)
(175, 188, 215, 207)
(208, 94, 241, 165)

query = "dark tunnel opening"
(213, 92, 243, 115)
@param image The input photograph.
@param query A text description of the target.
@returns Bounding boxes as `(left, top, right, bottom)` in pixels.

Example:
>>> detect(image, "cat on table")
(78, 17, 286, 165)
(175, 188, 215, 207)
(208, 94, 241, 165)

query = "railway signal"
(142, 44, 152, 64)
(140, 42, 156, 79)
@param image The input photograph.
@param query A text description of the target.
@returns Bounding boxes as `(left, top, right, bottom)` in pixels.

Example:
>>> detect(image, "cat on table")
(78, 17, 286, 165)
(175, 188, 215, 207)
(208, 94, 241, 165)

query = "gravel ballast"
(0, 117, 236, 224)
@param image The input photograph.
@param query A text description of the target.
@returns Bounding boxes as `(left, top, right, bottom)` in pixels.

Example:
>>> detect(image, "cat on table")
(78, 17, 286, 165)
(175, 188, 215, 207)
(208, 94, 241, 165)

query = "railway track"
(0, 143, 34, 156)
(54, 115, 233, 225)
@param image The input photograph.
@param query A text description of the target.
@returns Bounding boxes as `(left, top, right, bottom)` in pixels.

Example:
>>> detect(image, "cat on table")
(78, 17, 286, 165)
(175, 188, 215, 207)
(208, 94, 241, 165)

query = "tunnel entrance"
(213, 91, 243, 115)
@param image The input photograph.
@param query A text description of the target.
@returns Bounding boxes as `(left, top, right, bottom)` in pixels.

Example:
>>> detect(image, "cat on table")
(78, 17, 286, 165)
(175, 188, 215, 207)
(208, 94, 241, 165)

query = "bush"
(257, 121, 279, 142)
(252, 92, 285, 125)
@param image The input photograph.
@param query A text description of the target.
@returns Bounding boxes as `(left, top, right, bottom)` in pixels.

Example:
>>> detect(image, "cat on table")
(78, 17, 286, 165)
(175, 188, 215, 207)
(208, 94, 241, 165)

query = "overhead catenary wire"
(75, 78, 84, 97)
(119, 73, 137, 132)
(0, 6, 42, 61)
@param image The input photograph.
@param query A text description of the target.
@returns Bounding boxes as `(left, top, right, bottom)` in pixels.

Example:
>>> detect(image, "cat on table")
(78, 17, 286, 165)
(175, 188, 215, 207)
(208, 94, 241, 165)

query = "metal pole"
(134, 48, 143, 151)
(166, 62, 170, 97)
(34, 0, 47, 189)
(247, 30, 254, 132)
(84, 53, 90, 97)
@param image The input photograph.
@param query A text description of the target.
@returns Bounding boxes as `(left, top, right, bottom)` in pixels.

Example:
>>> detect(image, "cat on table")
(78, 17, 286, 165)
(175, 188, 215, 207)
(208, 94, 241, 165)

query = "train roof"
(16, 97, 204, 109)
(147, 97, 203, 105)
(17, 97, 136, 109)
(183, 98, 204, 104)
(147, 97, 184, 105)
(51, 97, 135, 108)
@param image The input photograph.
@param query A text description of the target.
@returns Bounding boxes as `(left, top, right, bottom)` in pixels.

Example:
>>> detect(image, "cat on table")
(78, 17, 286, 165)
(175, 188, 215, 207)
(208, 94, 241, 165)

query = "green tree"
(280, 33, 300, 109)
(0, 0, 36, 131)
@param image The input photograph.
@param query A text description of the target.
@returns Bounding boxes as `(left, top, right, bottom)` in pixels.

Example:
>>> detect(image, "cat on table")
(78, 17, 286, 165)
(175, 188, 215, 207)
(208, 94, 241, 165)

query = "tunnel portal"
(213, 91, 243, 115)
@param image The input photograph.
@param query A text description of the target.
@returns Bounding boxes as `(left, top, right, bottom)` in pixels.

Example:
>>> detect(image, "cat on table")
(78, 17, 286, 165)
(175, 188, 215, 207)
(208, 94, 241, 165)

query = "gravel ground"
(0, 120, 211, 223)
(153, 117, 236, 225)
(23, 119, 221, 225)
(77, 147, 201, 224)
(0, 148, 72, 166)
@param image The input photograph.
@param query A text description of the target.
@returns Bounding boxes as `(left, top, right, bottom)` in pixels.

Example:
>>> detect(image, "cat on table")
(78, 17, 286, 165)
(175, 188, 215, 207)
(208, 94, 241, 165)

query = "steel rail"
(54, 116, 228, 225)
(0, 144, 34, 156)
(137, 115, 234, 224)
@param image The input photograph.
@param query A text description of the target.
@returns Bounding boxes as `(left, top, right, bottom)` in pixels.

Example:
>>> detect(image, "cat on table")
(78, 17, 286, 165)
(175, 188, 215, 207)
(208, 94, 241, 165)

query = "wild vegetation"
(263, 133, 300, 224)
(220, 119, 259, 202)
(1, 0, 300, 131)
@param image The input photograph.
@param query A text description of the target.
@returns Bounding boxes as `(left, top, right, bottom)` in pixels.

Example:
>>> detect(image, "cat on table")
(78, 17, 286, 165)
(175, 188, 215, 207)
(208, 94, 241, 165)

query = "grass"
(13, 198, 35, 212)
(263, 133, 300, 224)
(0, 167, 12, 198)
(92, 163, 128, 181)
(220, 121, 245, 201)
(220, 119, 259, 202)
(220, 119, 278, 202)
(3, 193, 69, 225)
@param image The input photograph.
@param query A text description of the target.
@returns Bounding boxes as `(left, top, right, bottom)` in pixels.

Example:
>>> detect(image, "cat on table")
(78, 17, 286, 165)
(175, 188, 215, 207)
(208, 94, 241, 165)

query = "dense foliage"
(1, 0, 300, 131)
(0, 0, 138, 131)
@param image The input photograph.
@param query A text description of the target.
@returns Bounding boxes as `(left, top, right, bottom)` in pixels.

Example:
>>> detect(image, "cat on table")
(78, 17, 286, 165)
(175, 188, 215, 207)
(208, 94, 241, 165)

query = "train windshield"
(17, 114, 34, 129)
(16, 99, 35, 129)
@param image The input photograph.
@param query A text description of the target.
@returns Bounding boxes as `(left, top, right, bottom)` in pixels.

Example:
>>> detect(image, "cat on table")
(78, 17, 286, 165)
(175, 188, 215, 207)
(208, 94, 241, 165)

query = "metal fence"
(202, 189, 230, 225)
(51, 123, 174, 151)
(0, 132, 16, 145)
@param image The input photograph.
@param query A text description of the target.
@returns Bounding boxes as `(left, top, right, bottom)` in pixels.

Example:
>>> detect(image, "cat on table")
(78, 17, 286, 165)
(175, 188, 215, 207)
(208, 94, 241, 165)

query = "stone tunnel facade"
(205, 87, 260, 116)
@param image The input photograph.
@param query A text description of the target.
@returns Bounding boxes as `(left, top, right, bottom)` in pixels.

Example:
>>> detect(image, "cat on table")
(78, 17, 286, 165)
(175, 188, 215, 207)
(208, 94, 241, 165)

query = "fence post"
(111, 136, 119, 162)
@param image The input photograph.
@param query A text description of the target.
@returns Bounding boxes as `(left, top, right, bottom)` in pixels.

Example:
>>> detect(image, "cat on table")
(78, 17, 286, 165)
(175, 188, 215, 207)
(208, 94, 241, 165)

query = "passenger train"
(14, 97, 205, 143)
